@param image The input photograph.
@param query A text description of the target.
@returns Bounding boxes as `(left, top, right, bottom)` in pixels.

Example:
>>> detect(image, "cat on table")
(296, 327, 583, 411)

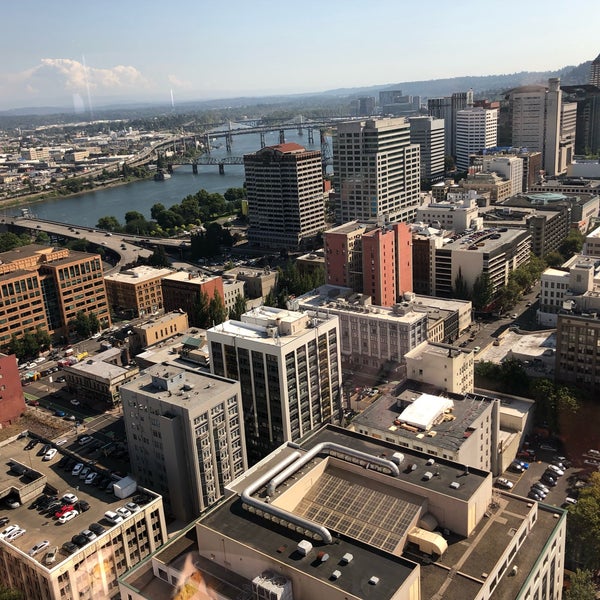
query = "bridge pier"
(167, 164, 174, 174)
(226, 133, 233, 153)
(260, 132, 266, 148)
(192, 162, 198, 174)
(279, 129, 285, 144)
(204, 134, 211, 154)
(297, 125, 303, 136)
(307, 128, 314, 144)
(219, 162, 225, 175)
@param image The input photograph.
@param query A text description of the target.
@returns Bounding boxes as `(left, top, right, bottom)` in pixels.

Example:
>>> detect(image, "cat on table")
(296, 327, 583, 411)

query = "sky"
(1, 0, 599, 110)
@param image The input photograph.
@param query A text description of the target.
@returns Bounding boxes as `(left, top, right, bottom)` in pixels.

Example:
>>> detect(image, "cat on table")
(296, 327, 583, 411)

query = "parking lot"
(0, 434, 148, 561)
(497, 447, 590, 508)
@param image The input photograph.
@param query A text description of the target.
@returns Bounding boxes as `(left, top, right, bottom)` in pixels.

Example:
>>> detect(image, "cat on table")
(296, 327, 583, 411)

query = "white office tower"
(508, 78, 573, 177)
(207, 306, 342, 465)
(428, 90, 474, 156)
(409, 116, 446, 184)
(455, 108, 498, 171)
(480, 155, 524, 196)
(333, 117, 421, 224)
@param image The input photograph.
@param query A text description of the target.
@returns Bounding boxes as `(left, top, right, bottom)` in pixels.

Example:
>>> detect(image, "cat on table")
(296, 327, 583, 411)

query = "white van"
(104, 510, 123, 525)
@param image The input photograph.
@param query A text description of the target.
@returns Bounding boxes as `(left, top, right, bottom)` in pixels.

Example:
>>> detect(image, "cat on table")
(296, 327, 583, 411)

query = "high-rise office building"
(207, 306, 342, 465)
(379, 90, 421, 116)
(428, 90, 473, 156)
(324, 221, 412, 306)
(409, 116, 445, 184)
(562, 84, 600, 155)
(121, 366, 247, 522)
(507, 78, 574, 176)
(455, 107, 498, 171)
(244, 143, 325, 250)
(333, 118, 420, 224)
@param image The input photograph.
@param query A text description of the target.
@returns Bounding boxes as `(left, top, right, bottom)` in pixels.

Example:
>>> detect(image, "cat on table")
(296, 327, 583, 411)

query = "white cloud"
(4, 58, 150, 106)
(167, 74, 192, 89)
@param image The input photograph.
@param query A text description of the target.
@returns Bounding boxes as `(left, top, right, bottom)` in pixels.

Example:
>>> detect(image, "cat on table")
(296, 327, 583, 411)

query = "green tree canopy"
(97, 216, 122, 232)
(472, 272, 494, 310)
(566, 472, 600, 571)
(558, 230, 584, 261)
(565, 569, 596, 600)
(0, 232, 27, 252)
(208, 290, 228, 327)
(229, 293, 247, 321)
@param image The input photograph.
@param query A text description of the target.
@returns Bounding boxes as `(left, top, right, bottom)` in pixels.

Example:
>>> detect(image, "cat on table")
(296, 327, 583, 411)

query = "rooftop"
(161, 271, 220, 285)
(124, 365, 238, 410)
(134, 310, 189, 331)
(0, 435, 159, 568)
(104, 265, 173, 284)
(353, 387, 496, 454)
(441, 227, 529, 252)
(64, 348, 129, 381)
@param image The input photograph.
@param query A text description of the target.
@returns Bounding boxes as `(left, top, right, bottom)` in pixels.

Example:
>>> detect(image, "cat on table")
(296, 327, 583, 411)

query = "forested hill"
(326, 60, 592, 99)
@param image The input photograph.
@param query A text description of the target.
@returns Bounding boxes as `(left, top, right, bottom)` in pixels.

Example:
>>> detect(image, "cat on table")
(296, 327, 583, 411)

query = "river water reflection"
(20, 129, 326, 227)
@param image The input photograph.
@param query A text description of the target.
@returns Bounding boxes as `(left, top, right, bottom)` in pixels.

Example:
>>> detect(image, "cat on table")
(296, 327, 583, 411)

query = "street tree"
(229, 294, 247, 321)
(208, 291, 228, 327)
(472, 272, 494, 310)
(565, 569, 596, 600)
(566, 472, 600, 571)
(96, 216, 122, 232)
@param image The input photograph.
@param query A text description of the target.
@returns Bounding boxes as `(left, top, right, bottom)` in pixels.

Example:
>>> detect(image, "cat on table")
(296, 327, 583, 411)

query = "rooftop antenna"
(170, 89, 175, 110)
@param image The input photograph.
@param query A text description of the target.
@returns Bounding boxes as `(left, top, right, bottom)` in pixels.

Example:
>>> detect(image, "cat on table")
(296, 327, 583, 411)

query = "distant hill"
(324, 61, 593, 100)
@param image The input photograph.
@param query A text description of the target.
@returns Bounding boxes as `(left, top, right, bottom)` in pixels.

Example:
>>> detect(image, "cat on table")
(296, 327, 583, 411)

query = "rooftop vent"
(450, 481, 461, 489)
(423, 471, 433, 481)
(368, 576, 380, 585)
(341, 553, 353, 565)
(297, 540, 313, 557)
(331, 570, 341, 580)
(317, 552, 329, 562)
(426, 458, 435, 466)
(391, 452, 404, 466)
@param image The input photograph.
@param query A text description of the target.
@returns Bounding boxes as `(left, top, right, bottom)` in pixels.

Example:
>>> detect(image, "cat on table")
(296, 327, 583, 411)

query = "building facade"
(562, 84, 600, 155)
(432, 228, 532, 298)
(408, 116, 445, 183)
(161, 271, 224, 327)
(333, 117, 421, 224)
(455, 107, 498, 172)
(207, 306, 342, 465)
(507, 79, 574, 176)
(428, 90, 474, 157)
(0, 353, 25, 425)
(104, 265, 172, 318)
(556, 312, 600, 392)
(244, 143, 325, 250)
(0, 245, 111, 345)
(121, 366, 247, 522)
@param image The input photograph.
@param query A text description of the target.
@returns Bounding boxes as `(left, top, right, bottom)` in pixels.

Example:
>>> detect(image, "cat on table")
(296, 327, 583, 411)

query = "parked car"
(43, 448, 57, 461)
(541, 473, 558, 486)
(80, 529, 97, 542)
(28, 540, 50, 556)
(0, 524, 20, 539)
(77, 500, 90, 513)
(124, 501, 140, 513)
(25, 439, 39, 451)
(530, 486, 547, 498)
(532, 482, 550, 494)
(71, 533, 88, 548)
(78, 436, 93, 446)
(527, 490, 542, 501)
(104, 511, 123, 525)
(89, 522, 106, 536)
(61, 541, 78, 555)
(0, 517, 9, 527)
(84, 472, 98, 485)
(116, 507, 131, 519)
(62, 493, 79, 505)
(495, 477, 513, 490)
(43, 546, 59, 565)
(547, 464, 564, 477)
(54, 504, 74, 519)
(54, 410, 66, 418)
(79, 466, 91, 480)
(58, 510, 79, 524)
(509, 461, 525, 473)
(71, 463, 84, 476)
(5, 528, 26, 542)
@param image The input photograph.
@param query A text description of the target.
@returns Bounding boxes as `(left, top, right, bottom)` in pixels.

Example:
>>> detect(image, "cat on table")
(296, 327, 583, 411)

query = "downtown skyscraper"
(333, 117, 420, 225)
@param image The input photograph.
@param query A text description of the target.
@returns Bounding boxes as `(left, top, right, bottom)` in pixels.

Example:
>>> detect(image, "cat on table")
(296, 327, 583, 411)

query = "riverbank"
(0, 174, 154, 214)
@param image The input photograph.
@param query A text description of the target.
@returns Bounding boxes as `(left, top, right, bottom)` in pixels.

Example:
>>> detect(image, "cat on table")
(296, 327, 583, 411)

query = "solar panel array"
(295, 469, 420, 554)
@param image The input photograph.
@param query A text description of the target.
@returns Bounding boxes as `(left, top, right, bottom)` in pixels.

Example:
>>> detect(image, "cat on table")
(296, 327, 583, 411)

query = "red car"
(54, 504, 74, 519)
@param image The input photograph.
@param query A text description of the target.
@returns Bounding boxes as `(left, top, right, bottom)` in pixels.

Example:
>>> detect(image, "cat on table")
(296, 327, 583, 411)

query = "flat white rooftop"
(398, 393, 454, 431)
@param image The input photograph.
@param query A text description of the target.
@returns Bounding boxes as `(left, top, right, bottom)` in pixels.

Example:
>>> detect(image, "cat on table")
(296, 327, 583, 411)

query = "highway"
(7, 216, 187, 273)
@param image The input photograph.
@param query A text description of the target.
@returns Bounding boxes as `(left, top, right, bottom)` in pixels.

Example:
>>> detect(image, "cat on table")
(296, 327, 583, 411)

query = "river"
(19, 129, 328, 228)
